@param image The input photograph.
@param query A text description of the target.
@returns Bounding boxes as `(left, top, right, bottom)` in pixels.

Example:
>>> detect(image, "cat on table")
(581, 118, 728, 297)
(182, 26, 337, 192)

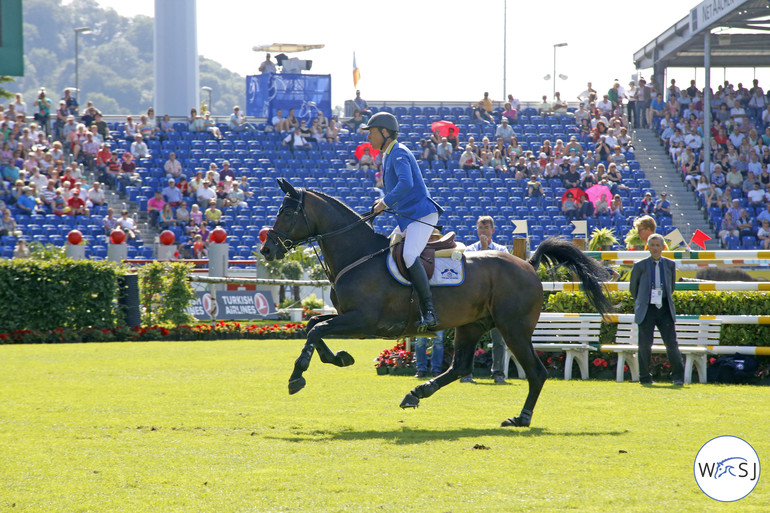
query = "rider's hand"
(372, 199, 387, 214)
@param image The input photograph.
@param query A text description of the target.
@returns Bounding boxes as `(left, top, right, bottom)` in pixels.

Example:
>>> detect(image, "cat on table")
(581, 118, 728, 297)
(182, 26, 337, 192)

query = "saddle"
(391, 231, 463, 280)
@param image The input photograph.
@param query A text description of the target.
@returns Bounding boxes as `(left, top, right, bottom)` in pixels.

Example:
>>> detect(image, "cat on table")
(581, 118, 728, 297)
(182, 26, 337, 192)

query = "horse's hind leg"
(495, 319, 546, 427)
(400, 323, 482, 408)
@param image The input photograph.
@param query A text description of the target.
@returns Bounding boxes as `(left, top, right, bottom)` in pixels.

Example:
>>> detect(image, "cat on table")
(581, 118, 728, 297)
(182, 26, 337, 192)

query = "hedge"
(545, 291, 770, 346)
(0, 259, 120, 332)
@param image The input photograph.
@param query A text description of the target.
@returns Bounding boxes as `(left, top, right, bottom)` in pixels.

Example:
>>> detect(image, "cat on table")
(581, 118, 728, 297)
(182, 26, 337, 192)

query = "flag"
(571, 220, 587, 236)
(665, 228, 685, 249)
(512, 220, 528, 235)
(690, 229, 712, 250)
(353, 52, 360, 88)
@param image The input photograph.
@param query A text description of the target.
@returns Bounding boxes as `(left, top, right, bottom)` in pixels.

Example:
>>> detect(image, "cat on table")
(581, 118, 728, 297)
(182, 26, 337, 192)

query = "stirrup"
(416, 307, 439, 331)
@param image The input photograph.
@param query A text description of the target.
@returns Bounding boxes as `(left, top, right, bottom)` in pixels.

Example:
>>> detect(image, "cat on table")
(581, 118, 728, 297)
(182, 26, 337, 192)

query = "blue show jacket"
(381, 141, 443, 230)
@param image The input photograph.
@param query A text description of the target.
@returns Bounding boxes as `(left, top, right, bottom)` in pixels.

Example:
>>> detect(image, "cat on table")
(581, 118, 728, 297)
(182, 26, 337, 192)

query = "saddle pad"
(387, 248, 465, 286)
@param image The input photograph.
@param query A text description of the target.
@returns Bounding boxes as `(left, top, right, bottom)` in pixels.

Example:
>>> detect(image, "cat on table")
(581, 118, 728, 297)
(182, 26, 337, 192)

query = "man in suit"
(366, 112, 444, 331)
(629, 233, 684, 385)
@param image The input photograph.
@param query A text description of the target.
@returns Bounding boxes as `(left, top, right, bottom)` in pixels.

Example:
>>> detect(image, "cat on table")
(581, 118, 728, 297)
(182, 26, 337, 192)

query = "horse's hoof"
(288, 377, 306, 395)
(501, 416, 530, 428)
(399, 393, 420, 409)
(335, 351, 355, 367)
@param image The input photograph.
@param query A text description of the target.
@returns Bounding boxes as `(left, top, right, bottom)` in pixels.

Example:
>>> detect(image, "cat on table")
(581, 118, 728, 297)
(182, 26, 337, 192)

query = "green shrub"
(0, 259, 120, 332)
(138, 262, 196, 326)
(546, 291, 770, 346)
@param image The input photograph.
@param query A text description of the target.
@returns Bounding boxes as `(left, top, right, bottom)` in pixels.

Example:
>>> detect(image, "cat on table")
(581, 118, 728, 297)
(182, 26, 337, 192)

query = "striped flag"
(353, 52, 360, 88)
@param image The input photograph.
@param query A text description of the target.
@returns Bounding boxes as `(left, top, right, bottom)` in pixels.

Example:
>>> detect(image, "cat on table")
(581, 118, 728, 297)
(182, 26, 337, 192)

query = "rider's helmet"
(360, 112, 399, 134)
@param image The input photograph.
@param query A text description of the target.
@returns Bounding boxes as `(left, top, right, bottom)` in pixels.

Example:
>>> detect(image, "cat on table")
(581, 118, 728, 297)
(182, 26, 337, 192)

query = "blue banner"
(187, 290, 278, 320)
(246, 73, 332, 124)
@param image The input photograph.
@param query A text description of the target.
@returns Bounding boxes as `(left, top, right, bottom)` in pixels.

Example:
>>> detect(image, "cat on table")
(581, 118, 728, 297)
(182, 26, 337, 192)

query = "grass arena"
(0, 338, 767, 512)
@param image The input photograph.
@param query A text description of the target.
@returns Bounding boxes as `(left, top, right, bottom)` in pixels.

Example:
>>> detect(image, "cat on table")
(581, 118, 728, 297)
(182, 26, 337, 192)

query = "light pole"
(74, 26, 92, 104)
(503, 0, 507, 101)
(553, 42, 568, 99)
(201, 86, 212, 114)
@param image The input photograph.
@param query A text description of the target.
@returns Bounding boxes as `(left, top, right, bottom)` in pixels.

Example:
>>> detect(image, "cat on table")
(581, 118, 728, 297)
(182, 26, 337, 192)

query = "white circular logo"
(694, 436, 760, 502)
(254, 293, 270, 316)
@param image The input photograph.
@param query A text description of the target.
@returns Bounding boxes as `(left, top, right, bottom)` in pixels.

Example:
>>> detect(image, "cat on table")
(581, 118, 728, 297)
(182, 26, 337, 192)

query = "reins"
(266, 190, 444, 285)
(266, 189, 383, 283)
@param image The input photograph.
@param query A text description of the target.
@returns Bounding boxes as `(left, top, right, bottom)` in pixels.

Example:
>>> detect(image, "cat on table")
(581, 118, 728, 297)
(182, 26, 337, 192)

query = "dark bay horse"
(260, 179, 612, 427)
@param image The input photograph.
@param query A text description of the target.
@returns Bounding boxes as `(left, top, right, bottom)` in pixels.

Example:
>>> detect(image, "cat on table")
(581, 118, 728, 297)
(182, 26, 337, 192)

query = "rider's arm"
(382, 152, 414, 209)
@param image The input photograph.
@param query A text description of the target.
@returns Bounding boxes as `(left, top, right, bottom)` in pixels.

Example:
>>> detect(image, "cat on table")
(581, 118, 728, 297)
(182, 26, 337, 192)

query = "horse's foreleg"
(287, 312, 368, 394)
(304, 314, 353, 366)
(288, 340, 315, 395)
(400, 325, 480, 408)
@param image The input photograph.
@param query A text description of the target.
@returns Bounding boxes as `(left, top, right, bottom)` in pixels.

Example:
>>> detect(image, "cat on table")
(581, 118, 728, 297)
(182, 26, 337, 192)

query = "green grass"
(0, 339, 766, 513)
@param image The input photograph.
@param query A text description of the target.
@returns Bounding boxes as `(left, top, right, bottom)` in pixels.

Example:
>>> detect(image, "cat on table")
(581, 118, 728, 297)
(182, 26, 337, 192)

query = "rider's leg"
(403, 212, 440, 330)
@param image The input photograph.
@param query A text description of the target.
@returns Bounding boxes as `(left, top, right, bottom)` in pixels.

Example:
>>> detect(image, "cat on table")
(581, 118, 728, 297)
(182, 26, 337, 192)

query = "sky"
(84, 0, 770, 110)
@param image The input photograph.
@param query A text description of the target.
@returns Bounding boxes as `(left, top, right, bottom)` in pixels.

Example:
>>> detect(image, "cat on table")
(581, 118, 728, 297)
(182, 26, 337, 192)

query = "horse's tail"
(528, 236, 613, 315)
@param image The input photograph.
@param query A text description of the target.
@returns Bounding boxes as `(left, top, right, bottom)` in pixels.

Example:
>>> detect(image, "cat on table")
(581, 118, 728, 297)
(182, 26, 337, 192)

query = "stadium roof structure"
(634, 0, 770, 70)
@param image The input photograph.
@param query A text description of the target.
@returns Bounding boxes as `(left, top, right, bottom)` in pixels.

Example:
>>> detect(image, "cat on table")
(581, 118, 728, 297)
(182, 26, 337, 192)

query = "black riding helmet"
(360, 112, 399, 133)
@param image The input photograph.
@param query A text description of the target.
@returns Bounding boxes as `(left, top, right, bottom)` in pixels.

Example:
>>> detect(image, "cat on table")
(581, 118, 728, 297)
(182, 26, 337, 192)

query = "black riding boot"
(406, 261, 440, 331)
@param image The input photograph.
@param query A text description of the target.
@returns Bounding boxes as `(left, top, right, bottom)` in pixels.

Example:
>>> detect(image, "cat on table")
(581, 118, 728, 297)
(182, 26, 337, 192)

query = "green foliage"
(535, 262, 572, 282)
(588, 227, 619, 251)
(0, 258, 119, 332)
(0, 75, 15, 100)
(280, 260, 304, 280)
(11, 0, 245, 115)
(301, 293, 324, 310)
(138, 261, 196, 326)
(28, 240, 65, 260)
(546, 290, 770, 346)
(624, 227, 644, 249)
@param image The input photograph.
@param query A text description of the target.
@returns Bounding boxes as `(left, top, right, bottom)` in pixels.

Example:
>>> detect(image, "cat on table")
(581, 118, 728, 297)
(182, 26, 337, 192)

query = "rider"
(364, 112, 444, 331)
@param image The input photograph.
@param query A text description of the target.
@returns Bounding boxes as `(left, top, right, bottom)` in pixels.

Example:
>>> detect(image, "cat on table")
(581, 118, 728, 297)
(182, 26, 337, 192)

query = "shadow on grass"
(266, 426, 628, 445)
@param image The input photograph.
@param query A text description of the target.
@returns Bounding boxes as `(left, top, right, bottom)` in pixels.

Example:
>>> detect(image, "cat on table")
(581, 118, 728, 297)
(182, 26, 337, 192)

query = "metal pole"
(75, 31, 79, 103)
(703, 32, 711, 188)
(503, 0, 507, 100)
(552, 46, 556, 99)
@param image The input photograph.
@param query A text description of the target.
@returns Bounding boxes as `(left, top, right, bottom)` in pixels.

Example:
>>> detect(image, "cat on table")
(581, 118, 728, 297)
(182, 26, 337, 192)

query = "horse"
(260, 179, 612, 427)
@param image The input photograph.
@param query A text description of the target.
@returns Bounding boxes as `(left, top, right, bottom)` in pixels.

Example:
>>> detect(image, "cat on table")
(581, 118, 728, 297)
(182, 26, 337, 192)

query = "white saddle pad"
(387, 249, 465, 286)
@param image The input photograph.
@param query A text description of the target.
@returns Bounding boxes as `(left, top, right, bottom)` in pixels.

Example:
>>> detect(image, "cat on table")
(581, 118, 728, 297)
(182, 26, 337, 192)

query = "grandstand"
(2, 102, 668, 261)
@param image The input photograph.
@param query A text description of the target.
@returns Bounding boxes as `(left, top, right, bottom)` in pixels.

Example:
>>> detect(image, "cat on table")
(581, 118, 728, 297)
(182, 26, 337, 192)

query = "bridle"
(265, 188, 379, 256)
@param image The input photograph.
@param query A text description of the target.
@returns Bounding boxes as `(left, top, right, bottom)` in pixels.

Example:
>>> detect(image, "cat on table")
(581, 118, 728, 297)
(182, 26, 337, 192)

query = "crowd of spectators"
(377, 87, 649, 228)
(655, 78, 770, 248)
(8, 76, 770, 258)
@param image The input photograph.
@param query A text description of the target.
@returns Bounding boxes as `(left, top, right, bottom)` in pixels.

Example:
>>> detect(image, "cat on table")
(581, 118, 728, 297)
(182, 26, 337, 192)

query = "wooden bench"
(505, 313, 603, 380)
(600, 318, 722, 384)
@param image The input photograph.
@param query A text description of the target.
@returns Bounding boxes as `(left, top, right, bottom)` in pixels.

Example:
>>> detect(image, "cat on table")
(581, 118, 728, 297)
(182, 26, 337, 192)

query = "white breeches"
(390, 212, 439, 267)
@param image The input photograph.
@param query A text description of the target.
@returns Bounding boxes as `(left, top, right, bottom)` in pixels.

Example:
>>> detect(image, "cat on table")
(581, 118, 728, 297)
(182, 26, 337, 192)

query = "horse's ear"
(277, 178, 299, 198)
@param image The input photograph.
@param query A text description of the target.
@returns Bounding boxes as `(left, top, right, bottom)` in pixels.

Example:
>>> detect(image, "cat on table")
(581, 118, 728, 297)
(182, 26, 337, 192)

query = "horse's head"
(260, 178, 311, 261)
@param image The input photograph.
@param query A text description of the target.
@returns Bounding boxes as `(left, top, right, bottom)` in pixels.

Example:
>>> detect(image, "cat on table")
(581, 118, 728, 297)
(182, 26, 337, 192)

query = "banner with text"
(246, 73, 332, 125)
(187, 290, 278, 320)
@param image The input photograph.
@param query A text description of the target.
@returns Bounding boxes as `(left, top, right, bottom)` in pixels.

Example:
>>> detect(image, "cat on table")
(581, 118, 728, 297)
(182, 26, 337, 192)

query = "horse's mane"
(307, 189, 389, 244)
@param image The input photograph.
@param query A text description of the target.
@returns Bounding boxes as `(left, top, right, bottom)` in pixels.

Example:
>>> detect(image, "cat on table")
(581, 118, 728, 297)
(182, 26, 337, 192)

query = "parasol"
(355, 142, 380, 161)
(584, 184, 613, 207)
(430, 120, 460, 138)
(561, 188, 587, 204)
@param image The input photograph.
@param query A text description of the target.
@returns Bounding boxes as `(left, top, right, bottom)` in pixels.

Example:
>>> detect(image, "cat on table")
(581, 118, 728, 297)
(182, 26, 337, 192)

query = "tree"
(8, 0, 247, 116)
(0, 76, 15, 100)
